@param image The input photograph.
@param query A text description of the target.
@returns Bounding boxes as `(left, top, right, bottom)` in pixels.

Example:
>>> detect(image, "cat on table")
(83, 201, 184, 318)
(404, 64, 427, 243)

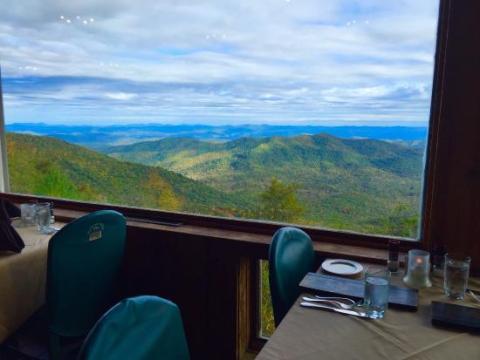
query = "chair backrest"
(269, 227, 314, 326)
(47, 210, 126, 337)
(78, 296, 190, 360)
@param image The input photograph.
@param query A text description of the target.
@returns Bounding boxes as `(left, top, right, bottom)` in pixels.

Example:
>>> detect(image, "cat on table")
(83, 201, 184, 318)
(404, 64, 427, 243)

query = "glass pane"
(1, 0, 439, 238)
(260, 260, 275, 337)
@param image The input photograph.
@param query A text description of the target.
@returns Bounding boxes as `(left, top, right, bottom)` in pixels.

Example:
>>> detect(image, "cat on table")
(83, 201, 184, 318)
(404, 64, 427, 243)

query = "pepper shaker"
(388, 239, 400, 272)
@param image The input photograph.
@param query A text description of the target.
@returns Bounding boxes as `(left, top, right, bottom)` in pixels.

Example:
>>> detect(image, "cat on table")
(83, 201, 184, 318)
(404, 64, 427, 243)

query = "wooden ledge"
(55, 208, 392, 264)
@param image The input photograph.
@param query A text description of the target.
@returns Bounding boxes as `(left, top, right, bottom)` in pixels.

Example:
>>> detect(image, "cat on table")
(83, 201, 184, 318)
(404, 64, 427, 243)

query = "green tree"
(257, 178, 304, 222)
(145, 171, 182, 211)
(380, 203, 418, 237)
(33, 160, 78, 199)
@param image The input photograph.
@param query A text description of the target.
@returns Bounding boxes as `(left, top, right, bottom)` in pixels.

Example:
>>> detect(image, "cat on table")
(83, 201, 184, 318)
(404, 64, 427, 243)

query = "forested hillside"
(108, 134, 424, 236)
(6, 133, 247, 216)
(6, 132, 424, 237)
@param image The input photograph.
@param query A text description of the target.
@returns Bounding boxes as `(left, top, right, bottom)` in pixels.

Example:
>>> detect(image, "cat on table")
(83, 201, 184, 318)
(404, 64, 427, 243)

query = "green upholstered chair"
(46, 210, 126, 359)
(77, 296, 190, 360)
(268, 227, 315, 326)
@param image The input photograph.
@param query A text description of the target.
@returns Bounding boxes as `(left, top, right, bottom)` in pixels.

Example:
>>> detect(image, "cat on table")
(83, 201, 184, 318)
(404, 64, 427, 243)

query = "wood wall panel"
(122, 226, 244, 360)
(425, 0, 480, 272)
(122, 227, 208, 358)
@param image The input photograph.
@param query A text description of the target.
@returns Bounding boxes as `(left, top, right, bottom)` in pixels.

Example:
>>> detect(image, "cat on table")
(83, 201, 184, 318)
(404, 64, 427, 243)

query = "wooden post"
(0, 67, 10, 192)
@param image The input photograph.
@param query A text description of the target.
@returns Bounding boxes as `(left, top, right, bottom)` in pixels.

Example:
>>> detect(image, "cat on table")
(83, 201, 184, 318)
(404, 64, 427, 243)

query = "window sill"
(2, 192, 406, 263)
(54, 208, 394, 263)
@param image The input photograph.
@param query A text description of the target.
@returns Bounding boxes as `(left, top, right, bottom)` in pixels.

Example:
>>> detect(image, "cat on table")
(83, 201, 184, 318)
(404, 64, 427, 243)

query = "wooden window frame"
(0, 66, 10, 192)
(0, 0, 459, 254)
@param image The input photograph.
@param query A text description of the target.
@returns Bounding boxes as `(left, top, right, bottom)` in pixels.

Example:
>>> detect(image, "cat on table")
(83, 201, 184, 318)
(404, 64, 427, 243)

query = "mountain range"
(6, 131, 424, 237)
(6, 123, 427, 150)
(106, 134, 425, 236)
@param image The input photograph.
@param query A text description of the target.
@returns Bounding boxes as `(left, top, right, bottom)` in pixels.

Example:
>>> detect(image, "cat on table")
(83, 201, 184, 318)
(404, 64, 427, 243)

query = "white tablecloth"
(0, 223, 59, 343)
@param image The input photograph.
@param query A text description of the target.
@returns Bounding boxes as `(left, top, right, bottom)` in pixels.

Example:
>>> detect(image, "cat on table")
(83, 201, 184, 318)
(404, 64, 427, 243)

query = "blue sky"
(0, 0, 439, 126)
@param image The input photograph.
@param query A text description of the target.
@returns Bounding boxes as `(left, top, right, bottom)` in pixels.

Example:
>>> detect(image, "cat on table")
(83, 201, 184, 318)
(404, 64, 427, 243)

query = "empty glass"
(444, 254, 471, 300)
(36, 202, 55, 234)
(20, 203, 37, 226)
(363, 269, 390, 319)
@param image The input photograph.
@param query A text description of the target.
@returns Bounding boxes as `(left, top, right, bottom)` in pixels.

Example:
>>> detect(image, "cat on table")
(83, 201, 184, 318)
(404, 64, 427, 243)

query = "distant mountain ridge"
(6, 123, 427, 150)
(107, 133, 424, 235)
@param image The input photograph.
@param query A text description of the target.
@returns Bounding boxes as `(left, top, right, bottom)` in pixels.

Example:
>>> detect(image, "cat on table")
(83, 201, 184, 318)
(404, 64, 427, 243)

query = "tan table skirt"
(257, 274, 480, 360)
(0, 224, 57, 343)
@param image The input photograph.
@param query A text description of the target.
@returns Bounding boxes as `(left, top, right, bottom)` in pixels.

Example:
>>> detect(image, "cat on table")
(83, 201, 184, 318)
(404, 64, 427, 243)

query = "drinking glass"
(444, 254, 471, 300)
(36, 202, 54, 234)
(363, 269, 390, 319)
(20, 203, 37, 226)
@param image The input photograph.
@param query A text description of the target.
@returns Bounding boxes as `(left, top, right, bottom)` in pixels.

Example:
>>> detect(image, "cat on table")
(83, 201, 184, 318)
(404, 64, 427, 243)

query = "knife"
(300, 301, 370, 318)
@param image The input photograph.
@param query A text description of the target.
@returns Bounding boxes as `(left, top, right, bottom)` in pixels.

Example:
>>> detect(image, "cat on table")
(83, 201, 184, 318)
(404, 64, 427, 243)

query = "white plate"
(321, 259, 364, 276)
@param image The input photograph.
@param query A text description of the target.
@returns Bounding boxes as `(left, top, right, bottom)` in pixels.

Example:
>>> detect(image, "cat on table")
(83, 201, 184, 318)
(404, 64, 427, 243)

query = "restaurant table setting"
(257, 250, 480, 360)
(0, 201, 61, 343)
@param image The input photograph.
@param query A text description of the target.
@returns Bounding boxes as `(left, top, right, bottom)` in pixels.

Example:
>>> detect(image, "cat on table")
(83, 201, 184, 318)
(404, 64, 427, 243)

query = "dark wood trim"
(5, 201, 405, 267)
(423, 0, 480, 272)
(249, 337, 267, 354)
(421, 0, 451, 256)
(43, 206, 399, 263)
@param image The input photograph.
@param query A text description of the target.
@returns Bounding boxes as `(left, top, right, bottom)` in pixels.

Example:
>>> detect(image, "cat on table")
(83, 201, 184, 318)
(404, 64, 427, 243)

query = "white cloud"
(104, 92, 137, 101)
(0, 0, 439, 125)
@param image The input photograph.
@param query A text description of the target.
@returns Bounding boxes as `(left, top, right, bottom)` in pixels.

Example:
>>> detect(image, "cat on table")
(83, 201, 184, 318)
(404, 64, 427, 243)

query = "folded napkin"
(432, 301, 480, 332)
(0, 199, 25, 253)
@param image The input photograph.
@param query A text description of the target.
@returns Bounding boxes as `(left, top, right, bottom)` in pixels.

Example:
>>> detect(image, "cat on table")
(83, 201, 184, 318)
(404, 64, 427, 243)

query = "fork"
(302, 296, 357, 310)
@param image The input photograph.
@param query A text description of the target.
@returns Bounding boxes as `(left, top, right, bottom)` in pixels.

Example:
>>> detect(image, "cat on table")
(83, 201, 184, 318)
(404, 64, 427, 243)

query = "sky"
(0, 0, 439, 126)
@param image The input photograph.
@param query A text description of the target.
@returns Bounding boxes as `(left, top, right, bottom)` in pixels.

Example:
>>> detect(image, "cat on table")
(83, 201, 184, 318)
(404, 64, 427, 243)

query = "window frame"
(0, 67, 10, 193)
(0, 2, 446, 250)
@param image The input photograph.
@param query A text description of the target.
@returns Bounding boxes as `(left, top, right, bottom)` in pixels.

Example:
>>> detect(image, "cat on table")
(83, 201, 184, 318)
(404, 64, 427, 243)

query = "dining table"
(0, 221, 62, 343)
(256, 265, 480, 360)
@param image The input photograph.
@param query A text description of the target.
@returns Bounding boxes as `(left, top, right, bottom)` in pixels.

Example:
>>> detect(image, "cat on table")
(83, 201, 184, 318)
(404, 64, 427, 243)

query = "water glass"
(363, 269, 390, 319)
(20, 203, 37, 226)
(36, 202, 53, 234)
(444, 254, 471, 300)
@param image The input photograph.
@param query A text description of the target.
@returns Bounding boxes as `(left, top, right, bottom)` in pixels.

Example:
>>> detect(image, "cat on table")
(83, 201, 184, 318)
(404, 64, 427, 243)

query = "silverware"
(314, 296, 357, 304)
(302, 296, 355, 310)
(300, 301, 369, 318)
(468, 290, 480, 303)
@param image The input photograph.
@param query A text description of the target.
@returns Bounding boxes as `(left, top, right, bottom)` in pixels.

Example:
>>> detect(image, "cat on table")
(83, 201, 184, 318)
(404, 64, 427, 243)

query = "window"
(0, 1, 441, 341)
(259, 260, 275, 337)
(0, 0, 440, 240)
